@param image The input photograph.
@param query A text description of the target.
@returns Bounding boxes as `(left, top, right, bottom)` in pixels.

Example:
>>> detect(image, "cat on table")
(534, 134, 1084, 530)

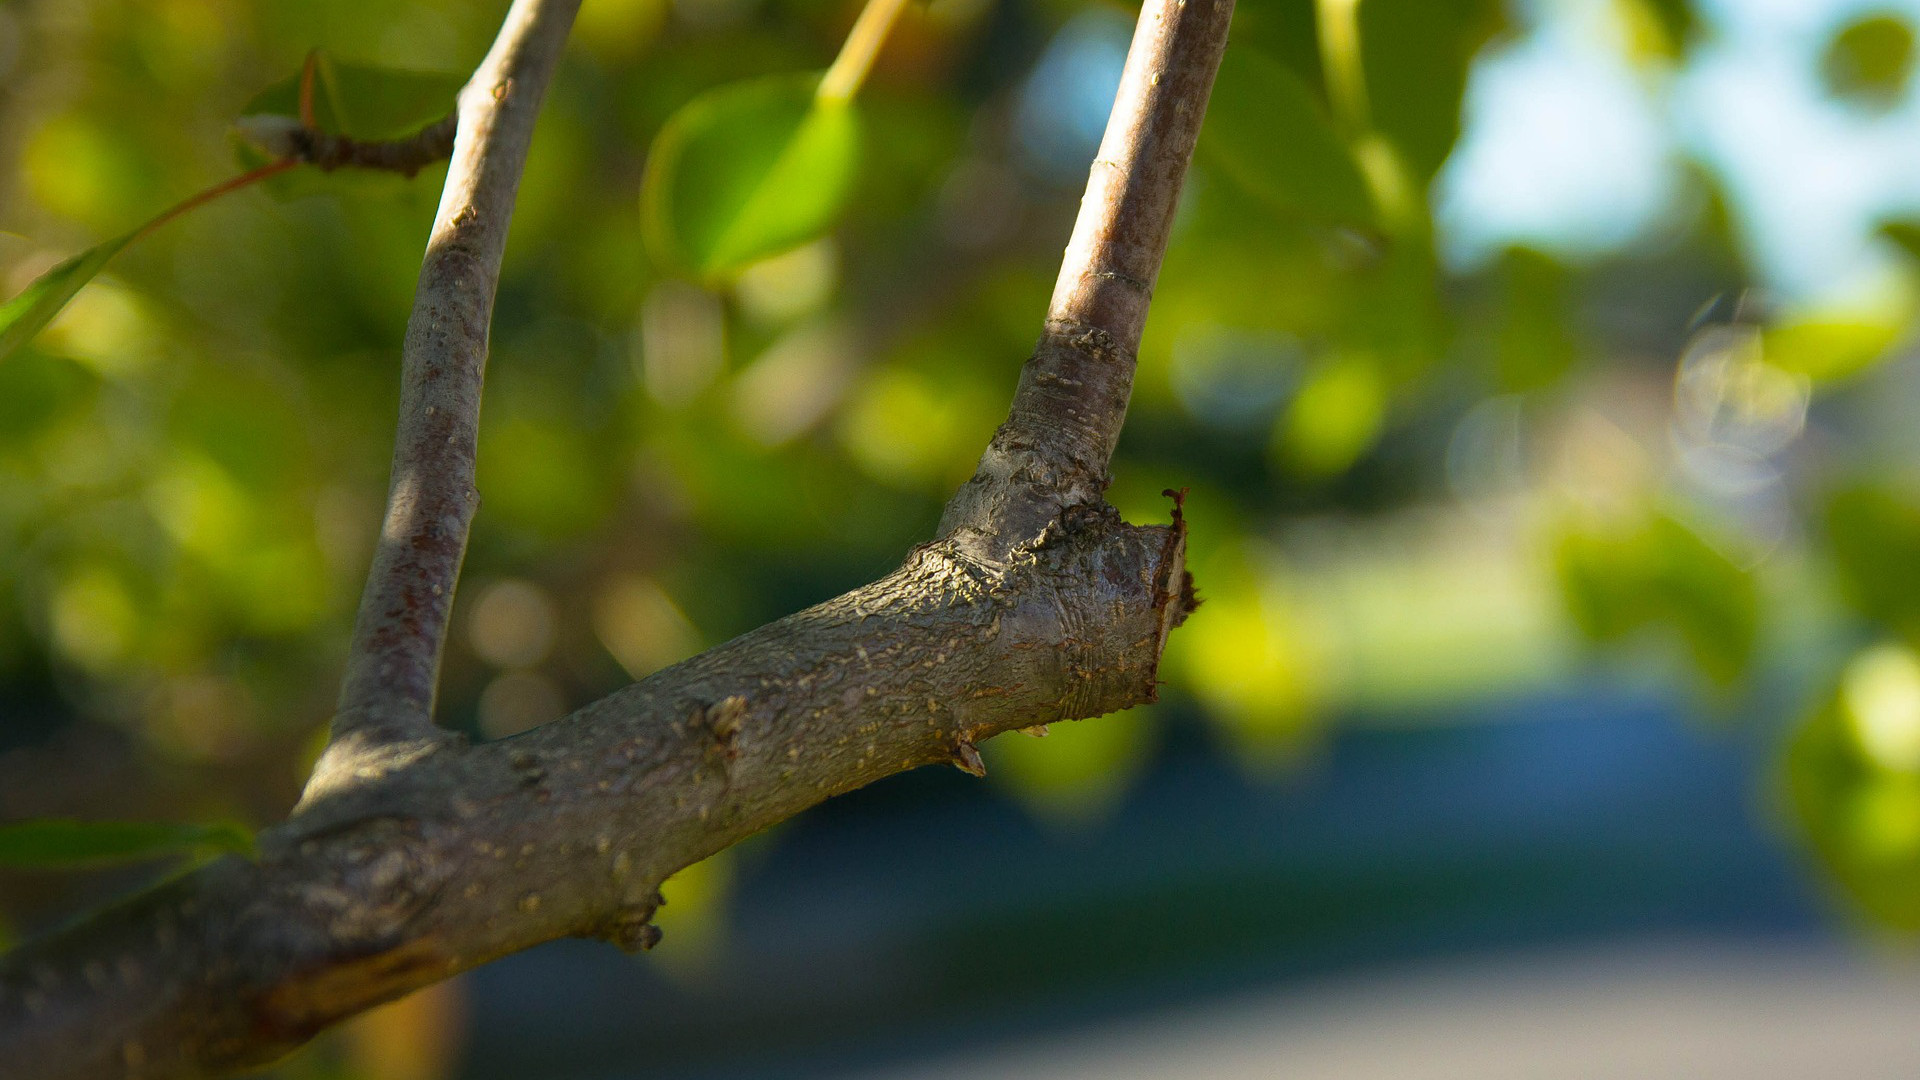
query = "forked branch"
(0, 2, 1233, 1077)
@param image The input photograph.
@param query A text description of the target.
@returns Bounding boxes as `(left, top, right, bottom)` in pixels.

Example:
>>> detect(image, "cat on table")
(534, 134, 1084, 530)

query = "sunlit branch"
(0, 1, 1227, 1076)
(939, 0, 1236, 562)
(324, 0, 583, 771)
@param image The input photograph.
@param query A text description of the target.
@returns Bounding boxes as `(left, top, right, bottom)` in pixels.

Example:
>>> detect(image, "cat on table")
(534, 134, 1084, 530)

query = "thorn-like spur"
(952, 738, 987, 777)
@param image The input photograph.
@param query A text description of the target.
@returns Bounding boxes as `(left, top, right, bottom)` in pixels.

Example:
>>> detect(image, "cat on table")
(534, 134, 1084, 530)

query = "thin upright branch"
(0, 2, 1231, 1077)
(1047, 0, 1233, 354)
(325, 0, 584, 769)
(939, 0, 1234, 562)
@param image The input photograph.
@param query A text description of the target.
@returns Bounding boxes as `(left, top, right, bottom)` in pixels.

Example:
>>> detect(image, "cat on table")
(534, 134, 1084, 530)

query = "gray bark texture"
(0, 0, 1233, 1076)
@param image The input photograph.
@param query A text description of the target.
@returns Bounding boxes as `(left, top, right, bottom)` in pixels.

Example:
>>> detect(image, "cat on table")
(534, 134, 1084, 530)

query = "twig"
(236, 110, 460, 177)
(131, 158, 299, 242)
(290, 114, 460, 177)
(1045, 0, 1233, 357)
(238, 48, 460, 177)
(321, 0, 584, 779)
(939, 0, 1236, 561)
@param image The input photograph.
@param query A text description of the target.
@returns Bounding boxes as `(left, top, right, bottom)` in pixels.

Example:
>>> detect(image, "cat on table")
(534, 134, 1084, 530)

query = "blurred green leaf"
(0, 350, 98, 446)
(1273, 354, 1387, 477)
(0, 819, 254, 869)
(1492, 247, 1577, 391)
(1642, 0, 1695, 48)
(239, 56, 463, 141)
(1339, 228, 1449, 380)
(169, 376, 313, 492)
(1169, 543, 1327, 769)
(1826, 485, 1920, 644)
(0, 234, 134, 366)
(478, 414, 616, 539)
(1358, 0, 1508, 184)
(1557, 525, 1648, 645)
(233, 56, 465, 200)
(1650, 516, 1758, 687)
(1784, 644, 1920, 931)
(1821, 13, 1916, 110)
(987, 711, 1155, 827)
(1619, 0, 1697, 63)
(1556, 512, 1758, 687)
(640, 73, 861, 280)
(1229, 0, 1330, 109)
(1200, 45, 1375, 227)
(1879, 218, 1920, 262)
(1763, 316, 1905, 383)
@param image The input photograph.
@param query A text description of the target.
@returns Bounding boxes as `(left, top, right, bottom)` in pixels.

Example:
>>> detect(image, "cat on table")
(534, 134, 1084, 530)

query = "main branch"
(0, 1, 1233, 1077)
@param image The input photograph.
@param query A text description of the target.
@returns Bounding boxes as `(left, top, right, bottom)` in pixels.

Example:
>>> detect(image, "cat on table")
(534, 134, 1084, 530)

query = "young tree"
(0, 0, 1226, 1075)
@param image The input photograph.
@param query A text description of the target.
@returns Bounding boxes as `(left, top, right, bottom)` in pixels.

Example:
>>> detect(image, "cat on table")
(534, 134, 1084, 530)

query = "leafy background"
(8, 0, 1920, 1076)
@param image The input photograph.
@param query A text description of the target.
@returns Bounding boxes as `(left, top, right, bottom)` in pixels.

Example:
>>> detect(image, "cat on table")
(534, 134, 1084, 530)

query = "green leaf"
(1491, 247, 1577, 391)
(1555, 512, 1758, 687)
(1641, 0, 1695, 44)
(1618, 0, 1697, 63)
(1199, 45, 1375, 227)
(1822, 13, 1916, 110)
(1358, 0, 1509, 184)
(0, 350, 98, 447)
(1273, 354, 1387, 476)
(239, 56, 464, 142)
(1647, 515, 1758, 688)
(0, 819, 254, 869)
(1880, 218, 1920, 262)
(1763, 316, 1905, 383)
(1556, 524, 1653, 645)
(1230, 0, 1330, 105)
(233, 56, 464, 198)
(0, 233, 134, 366)
(1826, 485, 1920, 644)
(1783, 645, 1920, 932)
(640, 72, 862, 280)
(986, 709, 1155, 827)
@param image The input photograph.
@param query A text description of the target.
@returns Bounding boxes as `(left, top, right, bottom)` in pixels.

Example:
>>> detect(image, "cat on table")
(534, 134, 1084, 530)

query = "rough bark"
(0, 0, 1233, 1076)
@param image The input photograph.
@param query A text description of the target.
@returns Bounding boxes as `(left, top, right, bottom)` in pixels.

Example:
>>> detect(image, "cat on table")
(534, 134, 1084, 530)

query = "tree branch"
(326, 0, 584, 765)
(238, 113, 461, 177)
(0, 2, 1233, 1077)
(938, 0, 1233, 562)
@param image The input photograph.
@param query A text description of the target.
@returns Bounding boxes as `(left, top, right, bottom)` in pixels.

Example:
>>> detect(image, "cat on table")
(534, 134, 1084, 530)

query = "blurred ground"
(861, 942, 1920, 1080)
(442, 688, 1865, 1080)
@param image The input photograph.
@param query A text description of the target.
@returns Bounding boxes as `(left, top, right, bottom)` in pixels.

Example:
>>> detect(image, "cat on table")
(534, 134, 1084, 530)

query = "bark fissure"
(0, 0, 1234, 1076)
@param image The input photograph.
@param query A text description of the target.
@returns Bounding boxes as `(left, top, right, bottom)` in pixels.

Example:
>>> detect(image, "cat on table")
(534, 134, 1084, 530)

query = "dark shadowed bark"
(0, 0, 1234, 1076)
